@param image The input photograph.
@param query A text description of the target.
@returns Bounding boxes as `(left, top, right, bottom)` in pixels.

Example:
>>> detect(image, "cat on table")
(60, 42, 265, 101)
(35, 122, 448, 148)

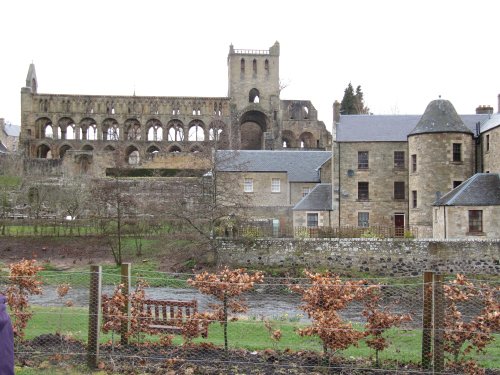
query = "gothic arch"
(34, 117, 52, 139)
(125, 145, 140, 165)
(299, 131, 315, 148)
(281, 130, 297, 148)
(239, 110, 268, 150)
(36, 143, 52, 158)
(168, 145, 182, 153)
(167, 120, 184, 142)
(188, 120, 206, 142)
(249, 88, 260, 103)
(124, 118, 141, 140)
(146, 118, 163, 141)
(80, 118, 97, 141)
(58, 117, 76, 140)
(81, 144, 94, 151)
(190, 145, 203, 153)
(58, 144, 72, 159)
(209, 120, 228, 149)
(103, 144, 116, 152)
(102, 118, 119, 141)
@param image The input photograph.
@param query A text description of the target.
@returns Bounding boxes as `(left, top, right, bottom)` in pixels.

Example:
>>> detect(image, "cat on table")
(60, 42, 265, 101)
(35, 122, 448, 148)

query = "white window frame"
(244, 178, 253, 193)
(307, 213, 319, 228)
(302, 187, 311, 197)
(358, 212, 369, 227)
(271, 178, 281, 193)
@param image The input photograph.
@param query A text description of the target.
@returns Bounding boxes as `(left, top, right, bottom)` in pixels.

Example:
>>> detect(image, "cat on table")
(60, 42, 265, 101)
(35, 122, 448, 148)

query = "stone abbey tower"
(19, 42, 331, 176)
(408, 99, 475, 237)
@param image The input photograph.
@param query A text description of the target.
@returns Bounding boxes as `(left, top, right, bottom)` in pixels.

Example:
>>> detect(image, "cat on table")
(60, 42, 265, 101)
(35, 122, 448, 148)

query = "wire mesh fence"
(1, 264, 498, 374)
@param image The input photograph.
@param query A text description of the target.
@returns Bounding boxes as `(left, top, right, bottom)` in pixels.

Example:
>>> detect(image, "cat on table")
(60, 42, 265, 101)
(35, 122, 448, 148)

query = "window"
(240, 58, 245, 73)
(358, 212, 369, 227)
(452, 143, 462, 162)
(412, 190, 417, 208)
(411, 154, 417, 172)
(302, 187, 312, 197)
(486, 134, 490, 152)
(358, 182, 369, 200)
(468, 210, 483, 233)
(394, 181, 405, 200)
(244, 178, 253, 193)
(453, 181, 462, 189)
(271, 178, 280, 192)
(394, 151, 405, 169)
(307, 213, 318, 227)
(358, 151, 369, 169)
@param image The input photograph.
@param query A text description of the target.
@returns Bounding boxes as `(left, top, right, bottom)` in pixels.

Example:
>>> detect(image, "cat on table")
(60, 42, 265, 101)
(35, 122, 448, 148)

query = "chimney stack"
(475, 105, 493, 115)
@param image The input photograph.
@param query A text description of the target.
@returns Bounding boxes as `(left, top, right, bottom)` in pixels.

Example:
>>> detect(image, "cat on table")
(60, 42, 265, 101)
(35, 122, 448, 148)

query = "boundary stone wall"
(217, 238, 500, 276)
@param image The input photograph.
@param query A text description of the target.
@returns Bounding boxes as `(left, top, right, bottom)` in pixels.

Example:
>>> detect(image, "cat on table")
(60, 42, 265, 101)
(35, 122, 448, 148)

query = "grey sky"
(1, 0, 498, 130)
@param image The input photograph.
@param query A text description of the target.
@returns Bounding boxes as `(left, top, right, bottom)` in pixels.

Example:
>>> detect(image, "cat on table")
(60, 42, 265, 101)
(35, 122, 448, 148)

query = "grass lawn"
(21, 306, 500, 369)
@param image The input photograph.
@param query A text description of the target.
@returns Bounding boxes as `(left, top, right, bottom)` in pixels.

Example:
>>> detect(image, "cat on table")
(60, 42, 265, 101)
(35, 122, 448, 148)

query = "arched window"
(240, 58, 245, 73)
(249, 88, 260, 104)
(86, 124, 98, 140)
(189, 123, 205, 141)
(253, 59, 257, 74)
(265, 59, 269, 73)
(44, 124, 54, 139)
(167, 121, 184, 142)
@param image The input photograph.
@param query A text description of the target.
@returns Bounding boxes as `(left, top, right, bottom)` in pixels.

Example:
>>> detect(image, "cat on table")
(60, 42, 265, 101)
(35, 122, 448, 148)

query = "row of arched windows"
(240, 58, 270, 74)
(35, 117, 226, 143)
(35, 142, 206, 163)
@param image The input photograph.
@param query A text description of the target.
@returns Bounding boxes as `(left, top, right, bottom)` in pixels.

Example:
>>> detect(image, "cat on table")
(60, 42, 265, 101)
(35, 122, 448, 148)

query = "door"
(394, 214, 405, 237)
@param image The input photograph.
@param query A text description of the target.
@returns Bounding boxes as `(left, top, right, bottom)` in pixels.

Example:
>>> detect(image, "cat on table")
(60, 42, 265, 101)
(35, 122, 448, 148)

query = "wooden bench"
(102, 298, 208, 338)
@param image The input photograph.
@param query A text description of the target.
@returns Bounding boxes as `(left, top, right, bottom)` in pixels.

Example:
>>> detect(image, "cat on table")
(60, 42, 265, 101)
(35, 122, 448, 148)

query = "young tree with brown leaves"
(292, 270, 374, 357)
(188, 267, 263, 352)
(443, 274, 500, 375)
(3, 259, 43, 341)
(362, 288, 412, 367)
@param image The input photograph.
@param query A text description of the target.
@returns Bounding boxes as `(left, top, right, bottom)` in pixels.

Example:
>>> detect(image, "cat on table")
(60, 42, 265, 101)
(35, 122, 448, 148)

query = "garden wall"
(217, 238, 500, 276)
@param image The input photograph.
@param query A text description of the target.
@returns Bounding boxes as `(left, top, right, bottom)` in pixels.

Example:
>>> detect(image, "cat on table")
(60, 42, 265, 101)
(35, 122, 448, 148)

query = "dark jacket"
(0, 295, 14, 375)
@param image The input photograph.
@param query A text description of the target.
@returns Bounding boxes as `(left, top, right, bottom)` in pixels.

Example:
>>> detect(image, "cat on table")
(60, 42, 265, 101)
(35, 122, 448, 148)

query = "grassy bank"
(21, 306, 500, 369)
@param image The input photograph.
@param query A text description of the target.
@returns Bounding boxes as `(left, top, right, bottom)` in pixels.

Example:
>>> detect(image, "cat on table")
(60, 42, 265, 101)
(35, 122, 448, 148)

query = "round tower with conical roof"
(408, 99, 474, 237)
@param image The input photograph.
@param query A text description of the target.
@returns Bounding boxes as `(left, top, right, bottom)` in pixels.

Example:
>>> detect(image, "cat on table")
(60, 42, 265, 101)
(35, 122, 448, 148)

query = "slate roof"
(337, 113, 489, 142)
(216, 150, 331, 182)
(293, 183, 332, 211)
(3, 123, 20, 137)
(409, 99, 473, 136)
(480, 112, 500, 133)
(433, 173, 500, 206)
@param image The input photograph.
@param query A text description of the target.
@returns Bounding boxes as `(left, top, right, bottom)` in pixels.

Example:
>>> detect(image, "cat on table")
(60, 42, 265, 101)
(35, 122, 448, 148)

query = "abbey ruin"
(19, 42, 331, 177)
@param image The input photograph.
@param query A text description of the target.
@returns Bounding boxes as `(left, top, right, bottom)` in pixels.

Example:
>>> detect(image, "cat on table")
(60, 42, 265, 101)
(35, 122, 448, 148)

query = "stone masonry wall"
(217, 238, 500, 276)
(482, 126, 500, 173)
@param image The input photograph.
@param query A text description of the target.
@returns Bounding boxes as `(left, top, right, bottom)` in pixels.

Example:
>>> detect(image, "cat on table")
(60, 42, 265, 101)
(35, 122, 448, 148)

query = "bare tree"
(165, 131, 249, 265)
(90, 150, 138, 265)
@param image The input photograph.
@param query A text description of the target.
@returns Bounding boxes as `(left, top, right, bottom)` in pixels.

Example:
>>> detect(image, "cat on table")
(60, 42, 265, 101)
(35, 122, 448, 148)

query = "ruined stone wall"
(218, 238, 500, 276)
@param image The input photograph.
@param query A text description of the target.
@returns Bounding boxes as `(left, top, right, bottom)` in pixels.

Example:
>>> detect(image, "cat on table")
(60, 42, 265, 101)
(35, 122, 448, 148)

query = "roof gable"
(293, 183, 332, 211)
(216, 150, 331, 182)
(434, 173, 500, 206)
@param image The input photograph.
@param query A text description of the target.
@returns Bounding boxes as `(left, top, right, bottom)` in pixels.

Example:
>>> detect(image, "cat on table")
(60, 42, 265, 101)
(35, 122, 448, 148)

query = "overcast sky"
(1, 0, 498, 130)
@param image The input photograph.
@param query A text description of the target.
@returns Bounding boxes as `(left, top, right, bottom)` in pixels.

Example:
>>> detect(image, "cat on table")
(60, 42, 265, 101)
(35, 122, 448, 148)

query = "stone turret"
(408, 99, 474, 237)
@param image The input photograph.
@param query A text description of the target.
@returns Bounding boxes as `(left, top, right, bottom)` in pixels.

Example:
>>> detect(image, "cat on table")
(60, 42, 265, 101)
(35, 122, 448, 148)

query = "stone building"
(433, 173, 500, 239)
(216, 150, 331, 228)
(328, 96, 500, 238)
(0, 118, 20, 153)
(19, 42, 331, 177)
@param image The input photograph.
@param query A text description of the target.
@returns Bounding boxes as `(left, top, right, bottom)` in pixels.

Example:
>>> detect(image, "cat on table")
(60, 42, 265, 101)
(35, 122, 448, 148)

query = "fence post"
(87, 265, 102, 368)
(433, 273, 445, 374)
(422, 271, 433, 370)
(120, 262, 131, 346)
